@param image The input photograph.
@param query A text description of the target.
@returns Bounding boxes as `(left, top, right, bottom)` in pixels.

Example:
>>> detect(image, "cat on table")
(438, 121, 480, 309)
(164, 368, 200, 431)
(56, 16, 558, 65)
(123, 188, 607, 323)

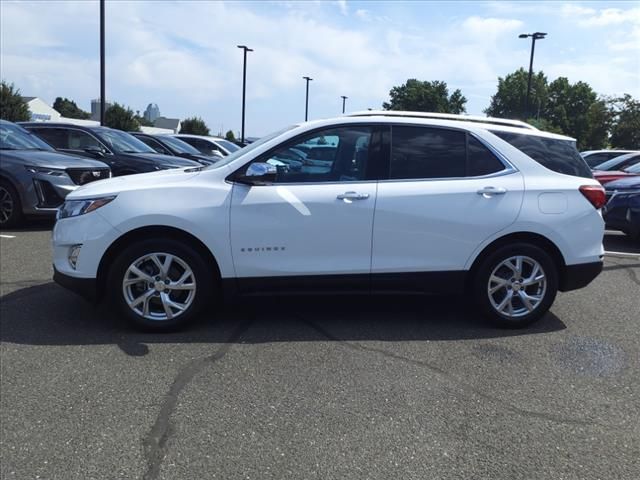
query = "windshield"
(594, 153, 640, 171)
(0, 122, 54, 151)
(158, 135, 201, 154)
(216, 139, 240, 153)
(204, 125, 297, 170)
(96, 128, 157, 154)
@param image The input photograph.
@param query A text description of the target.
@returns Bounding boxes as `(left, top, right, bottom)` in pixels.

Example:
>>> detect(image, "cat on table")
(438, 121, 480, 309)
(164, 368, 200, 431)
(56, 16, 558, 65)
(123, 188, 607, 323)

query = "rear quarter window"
(491, 130, 593, 179)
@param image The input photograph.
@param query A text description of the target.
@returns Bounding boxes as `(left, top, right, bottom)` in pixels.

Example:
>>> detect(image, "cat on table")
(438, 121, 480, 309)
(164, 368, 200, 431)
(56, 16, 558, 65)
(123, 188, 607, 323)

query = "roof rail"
(346, 110, 538, 130)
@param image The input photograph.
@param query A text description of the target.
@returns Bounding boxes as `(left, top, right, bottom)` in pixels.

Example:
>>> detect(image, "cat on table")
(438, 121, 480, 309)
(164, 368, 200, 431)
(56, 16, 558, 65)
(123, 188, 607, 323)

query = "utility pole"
(518, 32, 547, 119)
(341, 95, 348, 114)
(303, 76, 313, 121)
(237, 45, 253, 144)
(100, 0, 106, 125)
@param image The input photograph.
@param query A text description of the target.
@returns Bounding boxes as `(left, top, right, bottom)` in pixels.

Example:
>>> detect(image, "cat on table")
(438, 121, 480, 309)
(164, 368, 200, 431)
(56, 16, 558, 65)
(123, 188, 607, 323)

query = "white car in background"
(172, 134, 241, 157)
(52, 112, 605, 331)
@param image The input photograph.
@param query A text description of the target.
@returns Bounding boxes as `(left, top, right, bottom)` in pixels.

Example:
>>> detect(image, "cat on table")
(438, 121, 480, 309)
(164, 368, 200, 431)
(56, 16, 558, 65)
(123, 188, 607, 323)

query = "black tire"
(0, 179, 23, 228)
(108, 238, 214, 331)
(472, 243, 558, 329)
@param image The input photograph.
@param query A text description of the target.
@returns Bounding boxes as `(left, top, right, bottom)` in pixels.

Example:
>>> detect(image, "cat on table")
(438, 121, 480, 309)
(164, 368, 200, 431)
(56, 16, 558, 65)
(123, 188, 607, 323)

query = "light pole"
(237, 45, 253, 144)
(303, 76, 313, 121)
(341, 95, 348, 114)
(100, 0, 105, 125)
(518, 32, 547, 119)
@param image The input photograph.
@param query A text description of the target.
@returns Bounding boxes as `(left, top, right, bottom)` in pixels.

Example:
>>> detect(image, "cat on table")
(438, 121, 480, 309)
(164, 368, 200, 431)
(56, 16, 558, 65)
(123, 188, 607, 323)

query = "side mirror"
(84, 146, 105, 157)
(236, 162, 277, 185)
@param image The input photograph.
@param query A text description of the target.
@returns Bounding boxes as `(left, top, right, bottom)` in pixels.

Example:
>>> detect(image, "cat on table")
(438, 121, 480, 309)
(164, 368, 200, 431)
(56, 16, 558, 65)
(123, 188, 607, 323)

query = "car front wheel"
(473, 243, 558, 328)
(109, 239, 213, 331)
(0, 180, 23, 228)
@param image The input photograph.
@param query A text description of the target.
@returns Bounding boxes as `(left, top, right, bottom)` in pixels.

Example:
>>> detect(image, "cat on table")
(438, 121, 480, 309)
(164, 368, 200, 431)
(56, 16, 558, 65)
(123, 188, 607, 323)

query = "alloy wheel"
(487, 255, 547, 318)
(122, 252, 196, 321)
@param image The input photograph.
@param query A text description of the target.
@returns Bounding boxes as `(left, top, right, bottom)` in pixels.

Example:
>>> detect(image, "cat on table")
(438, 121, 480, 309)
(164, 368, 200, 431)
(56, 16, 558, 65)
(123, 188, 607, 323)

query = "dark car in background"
(21, 123, 201, 176)
(592, 152, 640, 172)
(594, 162, 640, 185)
(603, 176, 640, 241)
(172, 134, 241, 157)
(581, 149, 637, 168)
(0, 120, 110, 227)
(129, 132, 220, 165)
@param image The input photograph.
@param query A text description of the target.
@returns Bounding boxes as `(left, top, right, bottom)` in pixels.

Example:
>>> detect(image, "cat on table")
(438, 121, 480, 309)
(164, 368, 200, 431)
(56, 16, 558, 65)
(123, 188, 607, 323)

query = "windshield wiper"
(0, 147, 19, 150)
(120, 150, 144, 154)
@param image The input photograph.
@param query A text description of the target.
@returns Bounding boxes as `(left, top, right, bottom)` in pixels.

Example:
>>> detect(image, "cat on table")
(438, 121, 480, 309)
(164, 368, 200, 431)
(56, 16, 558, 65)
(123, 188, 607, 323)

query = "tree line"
(383, 70, 639, 150)
(2, 74, 638, 148)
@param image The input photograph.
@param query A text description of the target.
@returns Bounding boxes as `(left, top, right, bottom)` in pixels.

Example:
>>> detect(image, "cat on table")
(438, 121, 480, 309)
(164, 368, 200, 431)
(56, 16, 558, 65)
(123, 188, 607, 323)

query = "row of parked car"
(0, 120, 238, 227)
(581, 149, 640, 241)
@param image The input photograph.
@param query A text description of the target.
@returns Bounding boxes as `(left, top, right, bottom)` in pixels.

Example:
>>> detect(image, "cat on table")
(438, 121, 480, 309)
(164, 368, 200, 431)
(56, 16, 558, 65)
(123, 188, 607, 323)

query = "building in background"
(90, 99, 112, 121)
(21, 97, 61, 122)
(143, 103, 161, 123)
(154, 117, 181, 133)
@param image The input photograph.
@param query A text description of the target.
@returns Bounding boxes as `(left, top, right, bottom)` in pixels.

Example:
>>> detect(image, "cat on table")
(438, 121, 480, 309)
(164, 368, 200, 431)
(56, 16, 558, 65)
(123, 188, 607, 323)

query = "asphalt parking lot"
(1, 222, 639, 480)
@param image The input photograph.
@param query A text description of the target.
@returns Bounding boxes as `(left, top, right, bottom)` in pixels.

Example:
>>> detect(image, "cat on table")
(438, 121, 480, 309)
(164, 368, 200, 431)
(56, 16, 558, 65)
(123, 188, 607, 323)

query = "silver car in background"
(0, 120, 111, 227)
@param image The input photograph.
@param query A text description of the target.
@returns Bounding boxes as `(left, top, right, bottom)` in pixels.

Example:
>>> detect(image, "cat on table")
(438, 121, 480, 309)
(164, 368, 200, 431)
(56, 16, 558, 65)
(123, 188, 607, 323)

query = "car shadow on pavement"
(1, 282, 567, 356)
(0, 218, 56, 233)
(604, 231, 640, 253)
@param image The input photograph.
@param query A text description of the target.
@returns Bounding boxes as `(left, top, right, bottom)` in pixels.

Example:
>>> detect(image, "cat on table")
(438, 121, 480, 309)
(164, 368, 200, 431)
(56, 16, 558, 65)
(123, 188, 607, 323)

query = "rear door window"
(30, 128, 68, 149)
(390, 126, 466, 179)
(491, 130, 592, 179)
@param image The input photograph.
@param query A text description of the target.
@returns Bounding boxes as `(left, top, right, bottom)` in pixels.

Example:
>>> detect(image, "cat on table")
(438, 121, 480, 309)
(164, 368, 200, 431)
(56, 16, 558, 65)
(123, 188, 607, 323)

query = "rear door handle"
(477, 186, 507, 197)
(337, 191, 370, 201)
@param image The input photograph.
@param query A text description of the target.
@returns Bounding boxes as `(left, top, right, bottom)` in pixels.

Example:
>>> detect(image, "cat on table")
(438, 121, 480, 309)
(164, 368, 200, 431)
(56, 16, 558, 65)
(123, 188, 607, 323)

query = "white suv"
(52, 112, 606, 331)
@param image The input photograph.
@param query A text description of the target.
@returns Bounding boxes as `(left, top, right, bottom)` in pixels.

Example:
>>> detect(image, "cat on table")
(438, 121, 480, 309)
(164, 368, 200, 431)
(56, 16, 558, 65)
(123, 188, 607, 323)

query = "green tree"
(484, 68, 548, 120)
(225, 129, 236, 141)
(544, 78, 598, 149)
(582, 99, 613, 150)
(383, 79, 467, 114)
(525, 117, 564, 135)
(608, 94, 640, 149)
(104, 103, 140, 132)
(52, 97, 90, 119)
(180, 117, 210, 135)
(134, 114, 153, 127)
(0, 81, 31, 122)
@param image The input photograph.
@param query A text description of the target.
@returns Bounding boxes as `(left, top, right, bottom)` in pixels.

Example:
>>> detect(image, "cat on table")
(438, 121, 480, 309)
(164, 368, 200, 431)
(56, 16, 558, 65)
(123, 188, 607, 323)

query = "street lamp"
(100, 0, 105, 125)
(341, 95, 348, 114)
(303, 76, 313, 121)
(519, 32, 547, 119)
(237, 45, 253, 144)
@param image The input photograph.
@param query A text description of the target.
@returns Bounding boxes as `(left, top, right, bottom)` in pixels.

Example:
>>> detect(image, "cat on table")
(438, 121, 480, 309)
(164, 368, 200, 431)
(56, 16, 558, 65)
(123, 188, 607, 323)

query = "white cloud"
(461, 16, 524, 35)
(355, 9, 370, 21)
(560, 4, 596, 17)
(1, 1, 638, 133)
(578, 7, 640, 26)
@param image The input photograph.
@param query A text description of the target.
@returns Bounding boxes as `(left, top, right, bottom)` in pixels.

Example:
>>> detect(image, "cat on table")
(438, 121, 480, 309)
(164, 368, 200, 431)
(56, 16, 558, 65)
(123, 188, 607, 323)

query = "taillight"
(579, 185, 606, 209)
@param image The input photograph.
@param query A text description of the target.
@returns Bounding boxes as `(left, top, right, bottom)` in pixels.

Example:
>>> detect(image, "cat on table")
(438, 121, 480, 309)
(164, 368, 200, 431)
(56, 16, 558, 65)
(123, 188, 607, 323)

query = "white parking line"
(0, 234, 16, 239)
(605, 251, 640, 258)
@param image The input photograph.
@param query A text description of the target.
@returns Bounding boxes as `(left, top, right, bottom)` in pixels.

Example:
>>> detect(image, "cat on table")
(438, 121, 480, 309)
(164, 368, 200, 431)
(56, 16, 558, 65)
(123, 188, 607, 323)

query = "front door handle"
(337, 191, 370, 201)
(477, 186, 507, 197)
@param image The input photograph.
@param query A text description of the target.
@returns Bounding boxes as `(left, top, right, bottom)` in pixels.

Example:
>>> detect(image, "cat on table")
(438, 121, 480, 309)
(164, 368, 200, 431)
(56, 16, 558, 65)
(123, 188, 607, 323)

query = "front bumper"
(559, 261, 603, 292)
(53, 265, 97, 302)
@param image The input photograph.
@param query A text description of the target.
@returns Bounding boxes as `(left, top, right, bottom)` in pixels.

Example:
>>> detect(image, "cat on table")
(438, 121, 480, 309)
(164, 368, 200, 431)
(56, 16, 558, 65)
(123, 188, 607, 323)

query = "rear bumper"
(559, 261, 603, 292)
(53, 266, 97, 303)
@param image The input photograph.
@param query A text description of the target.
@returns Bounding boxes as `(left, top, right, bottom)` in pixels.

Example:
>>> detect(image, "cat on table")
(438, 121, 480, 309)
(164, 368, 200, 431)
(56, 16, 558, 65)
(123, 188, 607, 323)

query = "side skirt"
(222, 271, 467, 297)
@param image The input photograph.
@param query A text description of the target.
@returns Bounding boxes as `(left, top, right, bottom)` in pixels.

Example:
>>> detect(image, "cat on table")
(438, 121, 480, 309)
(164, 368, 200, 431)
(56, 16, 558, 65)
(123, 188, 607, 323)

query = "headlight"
(57, 196, 116, 219)
(25, 165, 66, 176)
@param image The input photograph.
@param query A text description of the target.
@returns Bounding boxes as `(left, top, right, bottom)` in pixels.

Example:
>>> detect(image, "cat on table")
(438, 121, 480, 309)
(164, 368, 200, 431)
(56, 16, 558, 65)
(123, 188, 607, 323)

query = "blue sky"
(1, 1, 638, 136)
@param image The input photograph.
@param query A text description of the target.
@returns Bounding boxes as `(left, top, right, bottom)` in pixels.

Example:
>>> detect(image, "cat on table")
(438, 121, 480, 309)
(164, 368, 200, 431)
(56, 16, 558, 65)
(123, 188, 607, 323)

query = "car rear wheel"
(0, 180, 23, 228)
(473, 243, 558, 328)
(109, 239, 213, 331)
